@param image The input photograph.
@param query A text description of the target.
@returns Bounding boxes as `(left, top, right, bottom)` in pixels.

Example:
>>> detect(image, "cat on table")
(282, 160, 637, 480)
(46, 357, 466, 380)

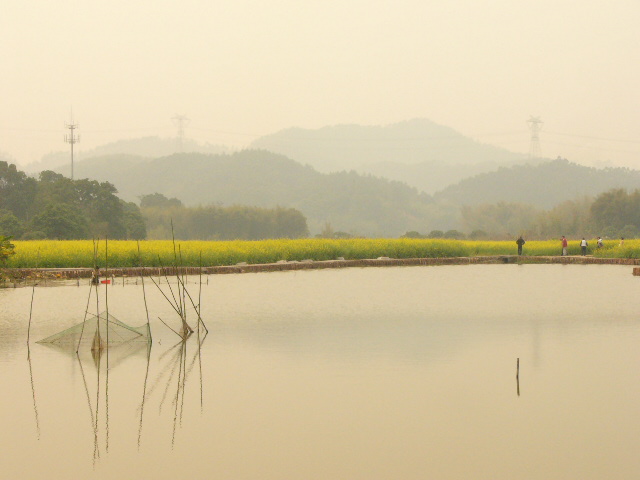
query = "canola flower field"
(4, 238, 636, 269)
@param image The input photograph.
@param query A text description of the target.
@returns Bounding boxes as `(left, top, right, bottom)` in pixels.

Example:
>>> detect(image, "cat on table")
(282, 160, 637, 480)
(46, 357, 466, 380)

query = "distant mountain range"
(56, 150, 640, 237)
(26, 118, 535, 194)
(22, 118, 640, 237)
(250, 118, 536, 192)
(58, 150, 442, 236)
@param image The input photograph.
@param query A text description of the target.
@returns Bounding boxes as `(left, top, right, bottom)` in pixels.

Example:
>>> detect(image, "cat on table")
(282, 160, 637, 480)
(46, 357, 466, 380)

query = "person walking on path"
(561, 236, 568, 256)
(580, 238, 588, 256)
(516, 235, 525, 256)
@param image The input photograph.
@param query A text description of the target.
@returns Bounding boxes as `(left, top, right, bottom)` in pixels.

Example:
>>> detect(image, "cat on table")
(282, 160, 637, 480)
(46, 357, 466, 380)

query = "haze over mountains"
(24, 136, 228, 175)
(59, 150, 438, 236)
(15, 118, 637, 237)
(251, 119, 535, 192)
(434, 159, 640, 209)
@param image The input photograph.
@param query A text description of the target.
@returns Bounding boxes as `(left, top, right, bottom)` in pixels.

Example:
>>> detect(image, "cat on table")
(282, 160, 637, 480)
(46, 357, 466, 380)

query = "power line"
(543, 139, 640, 155)
(545, 131, 640, 144)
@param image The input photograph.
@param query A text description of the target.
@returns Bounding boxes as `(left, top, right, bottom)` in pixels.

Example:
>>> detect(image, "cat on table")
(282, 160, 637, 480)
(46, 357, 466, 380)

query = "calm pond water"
(1, 264, 639, 480)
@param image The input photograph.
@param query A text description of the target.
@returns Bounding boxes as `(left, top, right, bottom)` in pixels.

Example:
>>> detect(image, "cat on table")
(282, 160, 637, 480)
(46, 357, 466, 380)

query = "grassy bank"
(4, 238, 635, 268)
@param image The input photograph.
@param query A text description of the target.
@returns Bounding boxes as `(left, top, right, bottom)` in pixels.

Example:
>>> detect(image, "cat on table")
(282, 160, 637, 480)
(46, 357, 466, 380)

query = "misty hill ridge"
(25, 136, 228, 174)
(62, 150, 435, 236)
(250, 118, 534, 193)
(250, 118, 530, 177)
(435, 159, 640, 209)
(56, 151, 640, 236)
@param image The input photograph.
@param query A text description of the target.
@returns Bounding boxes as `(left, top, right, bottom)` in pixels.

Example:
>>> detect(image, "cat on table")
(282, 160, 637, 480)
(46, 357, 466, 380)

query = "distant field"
(4, 238, 635, 269)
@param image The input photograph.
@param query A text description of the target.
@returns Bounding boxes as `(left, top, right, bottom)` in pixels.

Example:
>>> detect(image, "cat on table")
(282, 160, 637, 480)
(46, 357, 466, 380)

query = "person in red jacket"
(561, 236, 568, 256)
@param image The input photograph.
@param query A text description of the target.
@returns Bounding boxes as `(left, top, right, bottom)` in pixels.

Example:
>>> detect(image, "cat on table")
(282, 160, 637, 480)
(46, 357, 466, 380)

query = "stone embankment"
(4, 255, 640, 283)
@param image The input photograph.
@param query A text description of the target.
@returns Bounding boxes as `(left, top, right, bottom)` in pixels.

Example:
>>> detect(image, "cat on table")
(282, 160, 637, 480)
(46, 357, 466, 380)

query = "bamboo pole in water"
(516, 358, 520, 397)
(26, 249, 40, 345)
(77, 239, 98, 353)
(137, 241, 152, 341)
(105, 237, 110, 453)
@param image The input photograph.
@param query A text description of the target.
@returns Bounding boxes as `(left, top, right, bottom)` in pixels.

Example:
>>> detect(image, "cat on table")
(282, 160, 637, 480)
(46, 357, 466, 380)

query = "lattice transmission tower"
(64, 113, 80, 180)
(172, 114, 190, 152)
(527, 116, 543, 159)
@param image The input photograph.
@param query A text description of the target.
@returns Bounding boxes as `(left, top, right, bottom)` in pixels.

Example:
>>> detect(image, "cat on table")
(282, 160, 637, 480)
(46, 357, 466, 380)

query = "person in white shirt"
(580, 238, 588, 256)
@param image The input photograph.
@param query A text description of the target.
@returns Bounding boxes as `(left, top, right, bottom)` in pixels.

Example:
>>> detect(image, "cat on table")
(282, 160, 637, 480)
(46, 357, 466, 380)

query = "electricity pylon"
(527, 116, 543, 159)
(172, 114, 190, 153)
(64, 114, 80, 179)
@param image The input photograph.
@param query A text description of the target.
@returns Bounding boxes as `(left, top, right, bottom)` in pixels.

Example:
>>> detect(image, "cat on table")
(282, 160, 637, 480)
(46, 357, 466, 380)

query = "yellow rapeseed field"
(5, 237, 634, 268)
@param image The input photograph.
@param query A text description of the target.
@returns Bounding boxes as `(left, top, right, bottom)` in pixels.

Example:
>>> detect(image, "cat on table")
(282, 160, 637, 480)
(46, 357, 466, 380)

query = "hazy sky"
(2, 0, 639, 167)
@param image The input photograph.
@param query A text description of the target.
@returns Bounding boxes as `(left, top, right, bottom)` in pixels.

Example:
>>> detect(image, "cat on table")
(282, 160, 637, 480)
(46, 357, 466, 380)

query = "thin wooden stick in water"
(197, 250, 208, 334)
(157, 256, 181, 316)
(26, 250, 40, 345)
(171, 221, 185, 323)
(95, 239, 101, 351)
(198, 251, 202, 316)
(137, 241, 151, 333)
(158, 317, 183, 339)
(105, 237, 110, 453)
(77, 239, 98, 352)
(148, 276, 183, 318)
(179, 245, 187, 329)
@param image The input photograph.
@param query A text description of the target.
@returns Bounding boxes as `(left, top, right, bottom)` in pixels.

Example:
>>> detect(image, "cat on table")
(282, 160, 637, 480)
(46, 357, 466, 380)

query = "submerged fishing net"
(37, 312, 151, 347)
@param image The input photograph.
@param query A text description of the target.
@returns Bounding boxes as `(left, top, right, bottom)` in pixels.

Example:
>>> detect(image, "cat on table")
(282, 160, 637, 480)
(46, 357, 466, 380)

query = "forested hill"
(250, 118, 529, 175)
(434, 159, 640, 209)
(60, 150, 438, 237)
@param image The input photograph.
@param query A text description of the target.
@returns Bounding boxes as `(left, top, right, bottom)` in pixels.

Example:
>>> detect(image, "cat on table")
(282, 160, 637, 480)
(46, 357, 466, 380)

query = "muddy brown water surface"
(1, 264, 639, 479)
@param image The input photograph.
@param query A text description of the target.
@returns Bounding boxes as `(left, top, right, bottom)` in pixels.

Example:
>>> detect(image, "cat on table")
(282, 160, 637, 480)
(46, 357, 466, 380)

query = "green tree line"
(459, 188, 640, 239)
(141, 193, 309, 240)
(0, 162, 145, 239)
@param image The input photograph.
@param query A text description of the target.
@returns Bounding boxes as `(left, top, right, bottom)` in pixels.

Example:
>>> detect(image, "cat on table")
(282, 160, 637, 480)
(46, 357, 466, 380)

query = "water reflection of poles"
(196, 322, 204, 410)
(77, 353, 99, 463)
(137, 240, 153, 450)
(135, 341, 183, 416)
(133, 334, 208, 448)
(94, 350, 102, 466)
(137, 342, 152, 450)
(160, 343, 186, 413)
(27, 345, 40, 440)
(25, 251, 41, 440)
(172, 340, 187, 446)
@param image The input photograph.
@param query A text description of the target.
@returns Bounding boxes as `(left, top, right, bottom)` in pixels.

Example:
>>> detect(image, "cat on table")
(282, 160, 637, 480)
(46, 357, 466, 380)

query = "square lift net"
(37, 312, 151, 348)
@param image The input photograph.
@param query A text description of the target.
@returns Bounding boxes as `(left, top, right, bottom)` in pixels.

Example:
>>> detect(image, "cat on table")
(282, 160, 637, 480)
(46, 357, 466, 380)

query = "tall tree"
(0, 161, 37, 218)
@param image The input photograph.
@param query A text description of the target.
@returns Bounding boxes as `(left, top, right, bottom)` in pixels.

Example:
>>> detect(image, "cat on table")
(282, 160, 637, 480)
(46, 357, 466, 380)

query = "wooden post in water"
(516, 358, 520, 397)
(26, 250, 40, 345)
